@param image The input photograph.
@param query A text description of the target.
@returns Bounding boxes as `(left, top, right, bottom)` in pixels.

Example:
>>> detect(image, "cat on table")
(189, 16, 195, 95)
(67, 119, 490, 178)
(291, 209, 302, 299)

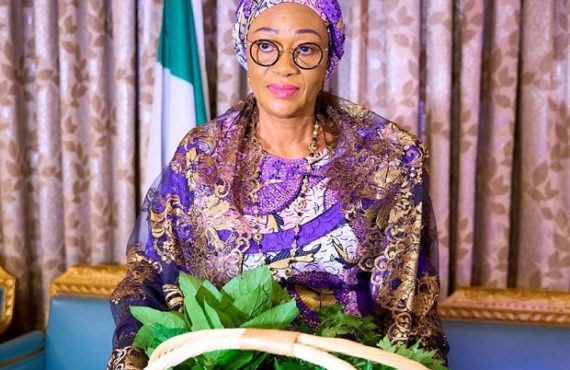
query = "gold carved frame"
(0, 265, 16, 333)
(42, 264, 125, 329)
(49, 264, 127, 299)
(439, 287, 570, 326)
(49, 264, 570, 327)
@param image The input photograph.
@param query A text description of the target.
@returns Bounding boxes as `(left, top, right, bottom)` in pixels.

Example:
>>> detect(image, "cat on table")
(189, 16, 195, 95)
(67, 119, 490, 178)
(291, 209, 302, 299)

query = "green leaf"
(201, 357, 217, 369)
(173, 358, 196, 370)
(194, 284, 224, 310)
(271, 278, 291, 304)
(274, 359, 303, 370)
(192, 286, 237, 327)
(184, 296, 211, 331)
(232, 286, 272, 320)
(216, 350, 254, 369)
(294, 321, 313, 334)
(316, 304, 380, 345)
(178, 272, 227, 328)
(203, 301, 224, 329)
(214, 307, 237, 328)
(273, 358, 321, 370)
(130, 306, 188, 330)
(219, 293, 247, 325)
(222, 266, 273, 301)
(139, 325, 187, 358)
(198, 279, 223, 301)
(190, 361, 207, 370)
(179, 272, 203, 299)
(240, 353, 269, 370)
(172, 309, 219, 363)
(152, 325, 187, 345)
(240, 300, 299, 329)
(132, 324, 153, 350)
(377, 337, 398, 352)
(376, 337, 447, 370)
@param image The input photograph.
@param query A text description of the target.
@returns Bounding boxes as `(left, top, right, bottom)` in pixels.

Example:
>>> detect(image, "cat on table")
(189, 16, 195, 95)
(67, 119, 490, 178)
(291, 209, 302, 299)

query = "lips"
(267, 83, 299, 99)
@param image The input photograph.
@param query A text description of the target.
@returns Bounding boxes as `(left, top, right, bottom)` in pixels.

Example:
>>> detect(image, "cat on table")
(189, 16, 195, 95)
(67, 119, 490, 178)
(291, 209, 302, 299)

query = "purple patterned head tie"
(233, 0, 346, 79)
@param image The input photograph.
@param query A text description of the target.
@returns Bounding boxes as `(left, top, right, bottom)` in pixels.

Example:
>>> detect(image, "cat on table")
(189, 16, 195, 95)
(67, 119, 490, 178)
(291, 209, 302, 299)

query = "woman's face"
(246, 3, 329, 120)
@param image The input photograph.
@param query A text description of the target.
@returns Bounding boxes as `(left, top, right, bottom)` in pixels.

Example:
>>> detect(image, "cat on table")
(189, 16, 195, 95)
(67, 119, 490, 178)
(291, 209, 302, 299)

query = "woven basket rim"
(145, 328, 429, 370)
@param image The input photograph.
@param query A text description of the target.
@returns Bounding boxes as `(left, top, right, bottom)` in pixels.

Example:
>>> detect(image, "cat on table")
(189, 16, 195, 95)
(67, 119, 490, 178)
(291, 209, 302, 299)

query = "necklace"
(249, 117, 321, 263)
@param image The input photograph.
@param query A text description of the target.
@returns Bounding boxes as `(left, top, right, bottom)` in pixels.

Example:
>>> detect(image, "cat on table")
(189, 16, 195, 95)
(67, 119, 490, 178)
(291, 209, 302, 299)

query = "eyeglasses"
(247, 39, 328, 70)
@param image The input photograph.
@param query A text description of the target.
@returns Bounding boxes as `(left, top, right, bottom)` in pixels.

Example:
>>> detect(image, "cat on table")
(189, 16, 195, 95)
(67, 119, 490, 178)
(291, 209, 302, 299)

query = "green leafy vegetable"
(232, 286, 272, 319)
(273, 304, 447, 370)
(223, 267, 272, 297)
(203, 301, 224, 329)
(216, 349, 254, 368)
(377, 337, 447, 370)
(131, 307, 188, 330)
(130, 266, 298, 369)
(184, 295, 211, 331)
(130, 266, 446, 370)
(178, 272, 203, 299)
(316, 304, 380, 346)
(240, 300, 299, 329)
(132, 324, 153, 350)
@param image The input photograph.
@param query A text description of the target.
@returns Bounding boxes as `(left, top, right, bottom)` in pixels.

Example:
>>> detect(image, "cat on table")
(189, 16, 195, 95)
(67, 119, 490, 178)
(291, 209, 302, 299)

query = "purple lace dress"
(107, 93, 449, 369)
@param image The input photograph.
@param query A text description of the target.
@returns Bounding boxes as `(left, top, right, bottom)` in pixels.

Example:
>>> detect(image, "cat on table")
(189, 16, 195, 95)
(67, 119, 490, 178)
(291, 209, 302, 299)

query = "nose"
(272, 50, 298, 77)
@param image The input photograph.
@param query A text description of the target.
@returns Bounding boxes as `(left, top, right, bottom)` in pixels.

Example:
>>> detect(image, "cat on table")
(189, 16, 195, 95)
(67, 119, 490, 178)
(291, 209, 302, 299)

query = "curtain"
(0, 0, 162, 332)
(0, 0, 568, 334)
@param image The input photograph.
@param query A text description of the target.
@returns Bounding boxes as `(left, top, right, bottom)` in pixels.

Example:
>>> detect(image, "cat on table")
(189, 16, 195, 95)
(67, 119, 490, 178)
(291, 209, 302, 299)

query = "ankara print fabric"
(107, 93, 449, 369)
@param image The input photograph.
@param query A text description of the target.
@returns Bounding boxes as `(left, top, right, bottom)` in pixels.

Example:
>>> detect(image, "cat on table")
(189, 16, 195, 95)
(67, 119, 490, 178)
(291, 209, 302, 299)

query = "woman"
(107, 1, 449, 368)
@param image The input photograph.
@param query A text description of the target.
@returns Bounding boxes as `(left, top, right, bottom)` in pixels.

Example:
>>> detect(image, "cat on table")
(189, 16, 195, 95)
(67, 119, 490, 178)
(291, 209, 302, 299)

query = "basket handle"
(145, 328, 429, 370)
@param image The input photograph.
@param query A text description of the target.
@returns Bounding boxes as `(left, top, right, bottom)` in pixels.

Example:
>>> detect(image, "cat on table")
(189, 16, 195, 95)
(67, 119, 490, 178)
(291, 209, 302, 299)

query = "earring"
(247, 75, 251, 86)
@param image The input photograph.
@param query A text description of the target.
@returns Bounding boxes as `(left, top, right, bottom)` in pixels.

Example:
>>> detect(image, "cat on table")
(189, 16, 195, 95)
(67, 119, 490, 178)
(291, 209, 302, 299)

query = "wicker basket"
(145, 328, 429, 370)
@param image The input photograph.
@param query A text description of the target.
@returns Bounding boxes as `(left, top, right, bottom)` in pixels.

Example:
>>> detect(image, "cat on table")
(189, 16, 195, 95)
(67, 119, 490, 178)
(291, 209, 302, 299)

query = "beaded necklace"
(249, 117, 322, 260)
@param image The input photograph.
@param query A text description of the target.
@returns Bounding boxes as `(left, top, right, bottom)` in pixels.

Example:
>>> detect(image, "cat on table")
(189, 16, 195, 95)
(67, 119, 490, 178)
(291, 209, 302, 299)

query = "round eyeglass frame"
(246, 39, 329, 70)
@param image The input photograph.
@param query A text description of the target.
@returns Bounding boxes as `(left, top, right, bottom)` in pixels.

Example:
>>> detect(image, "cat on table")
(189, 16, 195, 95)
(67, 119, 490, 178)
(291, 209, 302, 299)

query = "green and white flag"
(146, 0, 209, 188)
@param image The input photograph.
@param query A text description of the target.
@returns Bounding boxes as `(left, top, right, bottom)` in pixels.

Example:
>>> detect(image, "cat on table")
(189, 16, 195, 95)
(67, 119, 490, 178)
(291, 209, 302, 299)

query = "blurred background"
(0, 0, 568, 337)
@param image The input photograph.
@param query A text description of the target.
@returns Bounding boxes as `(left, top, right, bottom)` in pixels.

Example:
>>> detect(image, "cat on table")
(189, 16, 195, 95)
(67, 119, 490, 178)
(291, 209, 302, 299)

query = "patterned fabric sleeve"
(107, 144, 194, 370)
(369, 141, 450, 360)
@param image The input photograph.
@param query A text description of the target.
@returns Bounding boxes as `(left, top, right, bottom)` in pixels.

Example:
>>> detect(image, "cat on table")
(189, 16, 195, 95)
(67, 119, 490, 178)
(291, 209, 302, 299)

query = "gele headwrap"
(233, 0, 346, 78)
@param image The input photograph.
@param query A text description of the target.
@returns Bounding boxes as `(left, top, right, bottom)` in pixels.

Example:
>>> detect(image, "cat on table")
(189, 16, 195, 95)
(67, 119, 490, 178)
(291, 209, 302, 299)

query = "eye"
(297, 44, 317, 56)
(257, 41, 276, 53)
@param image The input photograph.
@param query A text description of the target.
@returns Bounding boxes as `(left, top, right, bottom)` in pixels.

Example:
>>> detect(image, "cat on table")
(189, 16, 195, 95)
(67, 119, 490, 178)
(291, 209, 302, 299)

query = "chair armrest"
(0, 331, 45, 369)
(0, 267, 16, 334)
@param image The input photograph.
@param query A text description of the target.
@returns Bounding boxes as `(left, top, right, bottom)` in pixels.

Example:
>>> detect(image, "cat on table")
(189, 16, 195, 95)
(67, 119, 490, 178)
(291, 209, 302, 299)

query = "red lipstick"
(267, 83, 299, 99)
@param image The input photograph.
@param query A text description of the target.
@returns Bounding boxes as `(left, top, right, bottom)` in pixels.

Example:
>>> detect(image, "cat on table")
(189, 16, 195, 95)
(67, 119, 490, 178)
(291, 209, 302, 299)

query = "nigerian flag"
(146, 0, 209, 188)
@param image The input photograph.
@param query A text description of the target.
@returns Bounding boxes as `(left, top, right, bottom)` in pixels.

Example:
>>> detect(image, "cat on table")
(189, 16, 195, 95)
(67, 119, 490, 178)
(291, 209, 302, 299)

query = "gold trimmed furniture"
(0, 265, 15, 334)
(439, 287, 570, 326)
(49, 264, 127, 299)
(0, 264, 126, 370)
(439, 287, 570, 369)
